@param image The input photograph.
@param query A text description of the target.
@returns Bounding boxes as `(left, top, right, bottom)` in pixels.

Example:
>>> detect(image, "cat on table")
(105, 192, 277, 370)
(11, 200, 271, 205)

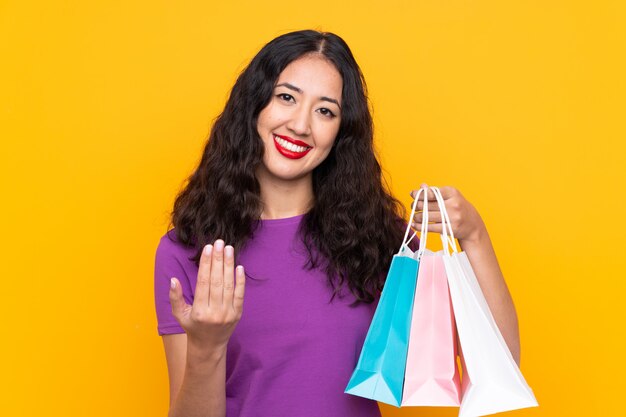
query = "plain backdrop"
(1, 1, 624, 416)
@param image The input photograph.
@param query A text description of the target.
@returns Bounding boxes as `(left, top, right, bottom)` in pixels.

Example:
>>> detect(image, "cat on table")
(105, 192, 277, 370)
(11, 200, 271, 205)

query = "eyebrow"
(275, 82, 341, 109)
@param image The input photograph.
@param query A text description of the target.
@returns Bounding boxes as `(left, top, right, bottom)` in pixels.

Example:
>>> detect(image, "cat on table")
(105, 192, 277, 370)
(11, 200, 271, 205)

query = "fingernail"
(204, 244, 212, 255)
(215, 240, 224, 251)
(170, 278, 176, 289)
(225, 245, 233, 257)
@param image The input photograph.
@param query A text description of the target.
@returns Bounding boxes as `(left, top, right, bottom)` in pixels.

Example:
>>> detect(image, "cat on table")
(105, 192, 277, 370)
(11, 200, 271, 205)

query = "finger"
(222, 245, 235, 305)
(409, 185, 428, 199)
(412, 222, 444, 234)
(416, 201, 445, 211)
(412, 211, 442, 224)
(233, 265, 246, 315)
(210, 239, 225, 306)
(169, 277, 190, 320)
(194, 244, 213, 307)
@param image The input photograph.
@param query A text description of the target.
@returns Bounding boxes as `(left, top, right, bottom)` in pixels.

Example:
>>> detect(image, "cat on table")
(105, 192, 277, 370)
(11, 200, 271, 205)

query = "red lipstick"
(273, 134, 312, 160)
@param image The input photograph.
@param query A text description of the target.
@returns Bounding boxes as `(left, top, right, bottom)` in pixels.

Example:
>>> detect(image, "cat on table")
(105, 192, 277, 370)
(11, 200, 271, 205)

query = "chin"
(273, 170, 311, 182)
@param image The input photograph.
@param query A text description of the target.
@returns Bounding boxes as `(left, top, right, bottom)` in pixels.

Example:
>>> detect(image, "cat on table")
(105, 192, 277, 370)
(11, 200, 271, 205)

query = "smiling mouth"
(273, 134, 313, 159)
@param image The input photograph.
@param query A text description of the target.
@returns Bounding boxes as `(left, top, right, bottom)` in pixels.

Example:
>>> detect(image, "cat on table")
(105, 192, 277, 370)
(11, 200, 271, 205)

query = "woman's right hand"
(168, 239, 246, 357)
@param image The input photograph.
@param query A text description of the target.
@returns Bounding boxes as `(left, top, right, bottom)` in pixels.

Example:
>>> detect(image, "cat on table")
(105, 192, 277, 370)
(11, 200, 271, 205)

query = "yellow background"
(1, 1, 624, 416)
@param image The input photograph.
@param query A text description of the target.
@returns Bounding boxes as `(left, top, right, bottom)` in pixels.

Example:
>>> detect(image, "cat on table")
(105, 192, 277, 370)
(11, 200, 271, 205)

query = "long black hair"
(168, 29, 407, 303)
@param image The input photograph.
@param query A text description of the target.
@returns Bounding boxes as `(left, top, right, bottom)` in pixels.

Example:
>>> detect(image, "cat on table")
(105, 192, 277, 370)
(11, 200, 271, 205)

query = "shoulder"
(153, 228, 198, 294)
(155, 228, 197, 266)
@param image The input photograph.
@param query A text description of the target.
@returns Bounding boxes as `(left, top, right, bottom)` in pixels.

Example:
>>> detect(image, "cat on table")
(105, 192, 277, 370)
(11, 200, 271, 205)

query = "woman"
(154, 29, 520, 417)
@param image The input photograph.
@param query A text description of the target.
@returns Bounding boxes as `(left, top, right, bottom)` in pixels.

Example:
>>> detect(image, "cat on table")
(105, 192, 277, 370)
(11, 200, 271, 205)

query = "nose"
(286, 105, 312, 137)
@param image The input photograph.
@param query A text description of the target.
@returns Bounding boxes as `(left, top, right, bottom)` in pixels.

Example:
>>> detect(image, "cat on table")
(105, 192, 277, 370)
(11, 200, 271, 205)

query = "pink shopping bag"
(401, 187, 461, 406)
(402, 252, 461, 406)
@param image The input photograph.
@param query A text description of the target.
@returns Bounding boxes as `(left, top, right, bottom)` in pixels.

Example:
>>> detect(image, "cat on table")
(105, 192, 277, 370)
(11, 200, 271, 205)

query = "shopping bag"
(401, 184, 461, 406)
(431, 186, 538, 417)
(344, 188, 426, 407)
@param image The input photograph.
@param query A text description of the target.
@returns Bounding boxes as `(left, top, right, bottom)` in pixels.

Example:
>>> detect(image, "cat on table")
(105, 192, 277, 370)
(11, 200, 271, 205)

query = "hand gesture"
(410, 185, 486, 244)
(169, 239, 245, 353)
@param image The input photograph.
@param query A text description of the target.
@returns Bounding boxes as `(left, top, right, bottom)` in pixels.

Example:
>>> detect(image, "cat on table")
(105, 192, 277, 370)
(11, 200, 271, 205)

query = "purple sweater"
(154, 214, 382, 416)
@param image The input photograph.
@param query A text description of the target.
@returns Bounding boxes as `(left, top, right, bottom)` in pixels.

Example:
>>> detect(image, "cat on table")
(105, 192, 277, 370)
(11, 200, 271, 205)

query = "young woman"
(154, 29, 520, 417)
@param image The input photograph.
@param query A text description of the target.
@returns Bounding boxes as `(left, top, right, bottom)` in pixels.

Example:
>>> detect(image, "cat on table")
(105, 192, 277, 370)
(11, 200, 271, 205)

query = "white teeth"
(274, 135, 310, 153)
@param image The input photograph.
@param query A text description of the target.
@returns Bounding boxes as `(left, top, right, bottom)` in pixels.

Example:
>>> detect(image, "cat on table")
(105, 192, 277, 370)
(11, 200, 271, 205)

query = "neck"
(256, 170, 314, 220)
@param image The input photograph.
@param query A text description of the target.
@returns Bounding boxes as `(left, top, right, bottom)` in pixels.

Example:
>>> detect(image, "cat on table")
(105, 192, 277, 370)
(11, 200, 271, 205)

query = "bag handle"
(400, 187, 429, 256)
(430, 186, 458, 255)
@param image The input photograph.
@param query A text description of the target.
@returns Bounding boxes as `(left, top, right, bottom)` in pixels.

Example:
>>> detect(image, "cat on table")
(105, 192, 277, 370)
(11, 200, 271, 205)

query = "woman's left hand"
(410, 184, 486, 244)
(411, 184, 521, 365)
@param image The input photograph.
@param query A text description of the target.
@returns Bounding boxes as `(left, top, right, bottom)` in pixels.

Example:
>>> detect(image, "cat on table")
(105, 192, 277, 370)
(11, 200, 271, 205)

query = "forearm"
(459, 225, 521, 365)
(169, 346, 227, 417)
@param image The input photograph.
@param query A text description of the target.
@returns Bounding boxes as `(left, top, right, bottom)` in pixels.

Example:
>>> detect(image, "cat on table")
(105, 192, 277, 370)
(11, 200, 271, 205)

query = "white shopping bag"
(431, 187, 538, 417)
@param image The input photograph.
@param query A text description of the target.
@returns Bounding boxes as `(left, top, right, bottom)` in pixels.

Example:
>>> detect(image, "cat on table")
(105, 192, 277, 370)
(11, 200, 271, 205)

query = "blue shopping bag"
(345, 188, 426, 406)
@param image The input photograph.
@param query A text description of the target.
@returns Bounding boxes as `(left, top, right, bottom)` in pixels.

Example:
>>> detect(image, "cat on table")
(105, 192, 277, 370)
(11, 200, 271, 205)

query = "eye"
(318, 108, 337, 119)
(276, 93, 294, 102)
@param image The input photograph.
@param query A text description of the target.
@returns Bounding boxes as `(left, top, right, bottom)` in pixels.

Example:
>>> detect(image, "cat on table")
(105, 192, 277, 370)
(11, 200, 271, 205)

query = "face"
(256, 54, 343, 184)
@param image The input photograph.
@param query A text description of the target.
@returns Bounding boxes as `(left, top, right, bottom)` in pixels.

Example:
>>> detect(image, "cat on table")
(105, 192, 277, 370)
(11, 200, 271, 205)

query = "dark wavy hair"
(167, 29, 408, 303)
